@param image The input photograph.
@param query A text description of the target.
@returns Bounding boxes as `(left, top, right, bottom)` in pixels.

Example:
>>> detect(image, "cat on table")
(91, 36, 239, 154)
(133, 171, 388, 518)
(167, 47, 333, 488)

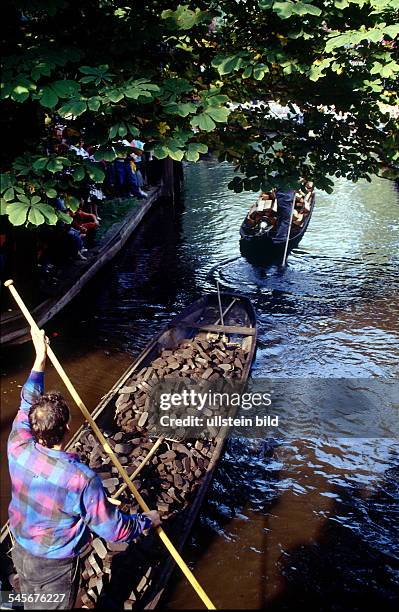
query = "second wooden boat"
(240, 188, 316, 261)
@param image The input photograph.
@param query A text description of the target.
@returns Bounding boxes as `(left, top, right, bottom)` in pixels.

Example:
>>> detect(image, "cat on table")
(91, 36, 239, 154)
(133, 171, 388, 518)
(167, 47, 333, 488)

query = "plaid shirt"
(8, 370, 152, 559)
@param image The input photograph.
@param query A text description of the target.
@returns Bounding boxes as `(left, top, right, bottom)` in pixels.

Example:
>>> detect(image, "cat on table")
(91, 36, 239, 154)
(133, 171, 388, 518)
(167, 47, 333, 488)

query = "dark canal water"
(1, 160, 398, 609)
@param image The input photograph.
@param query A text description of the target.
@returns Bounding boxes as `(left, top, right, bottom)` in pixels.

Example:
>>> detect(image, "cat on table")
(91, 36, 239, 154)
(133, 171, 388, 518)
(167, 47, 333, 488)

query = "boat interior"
(245, 184, 314, 235)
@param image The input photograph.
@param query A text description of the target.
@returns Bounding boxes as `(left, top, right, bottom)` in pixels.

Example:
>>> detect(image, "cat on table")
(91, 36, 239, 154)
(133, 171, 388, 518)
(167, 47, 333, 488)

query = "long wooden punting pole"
(4, 279, 216, 611)
(281, 192, 296, 267)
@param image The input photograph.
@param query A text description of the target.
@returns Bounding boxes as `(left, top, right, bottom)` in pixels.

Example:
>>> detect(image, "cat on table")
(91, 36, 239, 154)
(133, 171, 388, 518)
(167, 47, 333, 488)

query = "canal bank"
(1, 160, 398, 609)
(1, 158, 183, 346)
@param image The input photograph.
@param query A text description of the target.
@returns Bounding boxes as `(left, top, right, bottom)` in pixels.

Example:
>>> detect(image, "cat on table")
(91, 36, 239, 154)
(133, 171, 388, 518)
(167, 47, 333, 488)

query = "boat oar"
(4, 280, 216, 611)
(281, 192, 296, 267)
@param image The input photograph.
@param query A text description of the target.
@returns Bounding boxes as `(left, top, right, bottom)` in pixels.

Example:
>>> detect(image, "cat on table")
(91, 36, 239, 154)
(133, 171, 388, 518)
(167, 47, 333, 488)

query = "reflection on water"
(1, 160, 398, 608)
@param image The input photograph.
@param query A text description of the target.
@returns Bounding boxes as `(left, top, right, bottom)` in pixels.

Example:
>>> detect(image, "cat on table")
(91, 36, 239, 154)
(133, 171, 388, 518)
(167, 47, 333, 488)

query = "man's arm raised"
(31, 327, 48, 372)
(8, 328, 48, 454)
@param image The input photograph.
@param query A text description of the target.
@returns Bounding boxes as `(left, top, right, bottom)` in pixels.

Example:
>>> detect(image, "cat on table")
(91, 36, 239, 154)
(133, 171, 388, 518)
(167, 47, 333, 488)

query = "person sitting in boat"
(7, 328, 161, 609)
(294, 183, 313, 220)
(247, 192, 276, 227)
(292, 195, 305, 226)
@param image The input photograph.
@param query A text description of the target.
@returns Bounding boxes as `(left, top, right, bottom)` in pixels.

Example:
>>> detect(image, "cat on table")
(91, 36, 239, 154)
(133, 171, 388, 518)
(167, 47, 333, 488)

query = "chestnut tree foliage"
(1, 0, 398, 226)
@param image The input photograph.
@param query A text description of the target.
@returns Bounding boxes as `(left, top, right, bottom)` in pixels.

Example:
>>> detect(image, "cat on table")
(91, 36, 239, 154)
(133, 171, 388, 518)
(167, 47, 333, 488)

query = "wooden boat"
(0, 292, 257, 609)
(240, 189, 316, 261)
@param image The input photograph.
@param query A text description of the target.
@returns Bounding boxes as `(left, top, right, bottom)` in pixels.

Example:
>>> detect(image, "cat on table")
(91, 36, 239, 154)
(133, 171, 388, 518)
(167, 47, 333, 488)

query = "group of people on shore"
(42, 127, 152, 265)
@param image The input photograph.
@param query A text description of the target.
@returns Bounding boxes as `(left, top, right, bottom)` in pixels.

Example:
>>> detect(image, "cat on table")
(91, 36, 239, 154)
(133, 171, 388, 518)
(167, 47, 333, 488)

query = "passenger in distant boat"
(247, 191, 276, 227)
(272, 188, 296, 244)
(7, 328, 161, 609)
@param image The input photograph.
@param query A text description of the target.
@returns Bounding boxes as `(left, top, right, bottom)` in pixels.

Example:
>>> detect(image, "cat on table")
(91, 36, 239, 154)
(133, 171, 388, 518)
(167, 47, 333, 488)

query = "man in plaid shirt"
(8, 328, 160, 609)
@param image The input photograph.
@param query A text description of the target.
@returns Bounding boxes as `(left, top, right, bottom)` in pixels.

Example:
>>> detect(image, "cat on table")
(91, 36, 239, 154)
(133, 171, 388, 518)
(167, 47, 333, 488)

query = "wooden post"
(162, 158, 175, 202)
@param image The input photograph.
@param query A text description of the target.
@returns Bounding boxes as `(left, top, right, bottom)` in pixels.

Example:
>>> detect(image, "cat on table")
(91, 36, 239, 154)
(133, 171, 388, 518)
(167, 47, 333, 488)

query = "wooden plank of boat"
(0, 187, 162, 346)
(177, 321, 256, 336)
(0, 292, 257, 610)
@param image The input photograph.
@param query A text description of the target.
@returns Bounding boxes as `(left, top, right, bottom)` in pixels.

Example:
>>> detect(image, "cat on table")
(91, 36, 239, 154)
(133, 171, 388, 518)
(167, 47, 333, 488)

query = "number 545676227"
(6, 593, 66, 603)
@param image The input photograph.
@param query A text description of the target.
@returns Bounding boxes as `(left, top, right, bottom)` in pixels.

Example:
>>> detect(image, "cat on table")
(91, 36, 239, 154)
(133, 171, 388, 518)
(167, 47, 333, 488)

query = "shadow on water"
(164, 437, 399, 610)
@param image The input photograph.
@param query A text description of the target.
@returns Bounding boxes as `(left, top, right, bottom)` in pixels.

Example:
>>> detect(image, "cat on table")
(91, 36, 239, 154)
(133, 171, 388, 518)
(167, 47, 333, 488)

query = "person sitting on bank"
(71, 206, 99, 245)
(8, 328, 160, 610)
(54, 197, 88, 261)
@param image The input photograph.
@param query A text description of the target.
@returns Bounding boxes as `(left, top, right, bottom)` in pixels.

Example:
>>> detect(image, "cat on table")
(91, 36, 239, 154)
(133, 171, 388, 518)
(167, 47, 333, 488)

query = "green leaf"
(273, 1, 322, 19)
(93, 148, 118, 162)
(57, 211, 73, 224)
(88, 96, 102, 111)
(185, 149, 200, 162)
(79, 66, 98, 75)
(153, 144, 170, 159)
(253, 64, 269, 80)
(204, 93, 230, 105)
(16, 194, 30, 204)
(65, 195, 80, 212)
(3, 187, 15, 202)
(40, 86, 58, 108)
(161, 5, 208, 30)
(47, 158, 63, 173)
(28, 207, 45, 226)
(33, 157, 50, 171)
(107, 89, 124, 103)
(1, 174, 13, 192)
(126, 124, 140, 137)
(72, 166, 85, 182)
(164, 102, 197, 117)
(58, 99, 87, 117)
(86, 163, 105, 183)
(168, 147, 184, 161)
(185, 142, 208, 162)
(36, 203, 58, 225)
(384, 25, 399, 39)
(80, 76, 97, 84)
(51, 80, 80, 98)
(212, 54, 243, 76)
(6, 202, 29, 226)
(190, 113, 216, 131)
(78, 65, 113, 84)
(118, 124, 128, 137)
(11, 84, 31, 103)
(124, 80, 160, 100)
(109, 125, 119, 139)
(205, 107, 230, 123)
(45, 188, 57, 198)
